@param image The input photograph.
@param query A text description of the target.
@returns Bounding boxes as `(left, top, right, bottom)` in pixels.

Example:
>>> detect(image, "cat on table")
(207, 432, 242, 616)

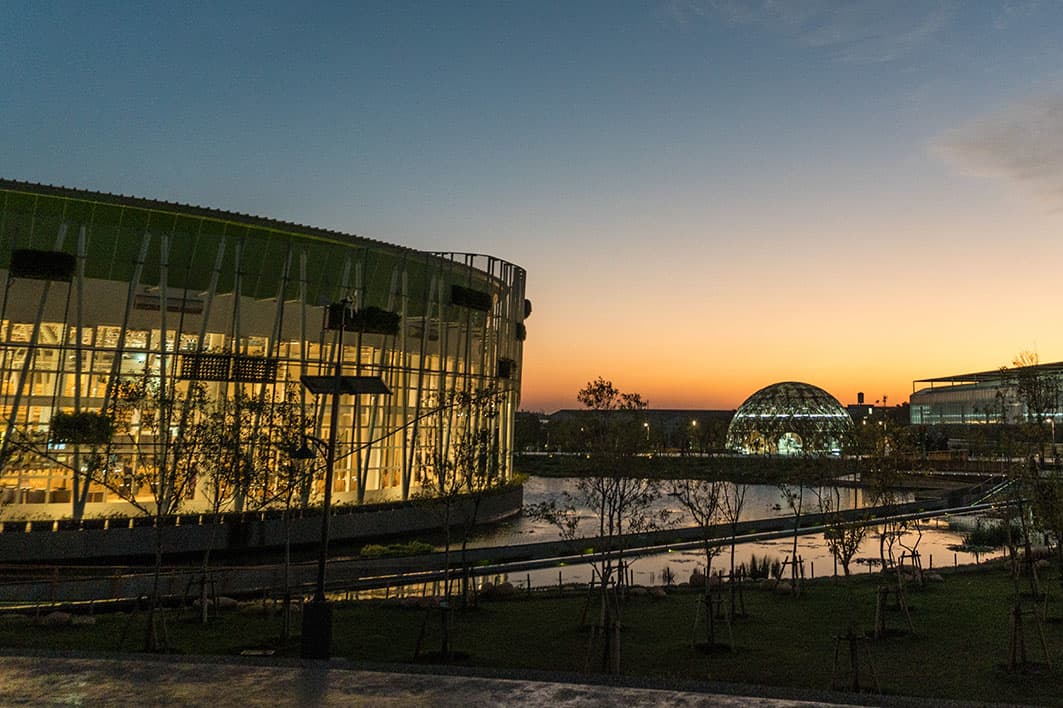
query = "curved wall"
(0, 180, 527, 518)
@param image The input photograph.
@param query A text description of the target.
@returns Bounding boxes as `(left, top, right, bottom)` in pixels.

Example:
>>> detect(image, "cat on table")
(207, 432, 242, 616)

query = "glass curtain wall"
(0, 183, 526, 519)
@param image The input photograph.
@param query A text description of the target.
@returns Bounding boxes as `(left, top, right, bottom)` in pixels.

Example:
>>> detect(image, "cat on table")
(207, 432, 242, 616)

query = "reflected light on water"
(470, 476, 1004, 589)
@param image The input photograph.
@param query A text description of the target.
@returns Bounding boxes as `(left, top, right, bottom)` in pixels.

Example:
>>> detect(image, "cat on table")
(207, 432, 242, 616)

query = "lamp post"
(296, 371, 389, 660)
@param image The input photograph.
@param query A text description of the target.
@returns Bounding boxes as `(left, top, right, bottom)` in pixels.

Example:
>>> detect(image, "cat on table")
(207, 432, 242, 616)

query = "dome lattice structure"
(726, 382, 852, 455)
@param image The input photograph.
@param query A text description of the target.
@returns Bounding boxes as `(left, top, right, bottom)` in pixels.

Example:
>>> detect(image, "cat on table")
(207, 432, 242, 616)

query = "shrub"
(359, 540, 435, 558)
(738, 553, 783, 580)
(50, 411, 113, 444)
(961, 519, 1017, 549)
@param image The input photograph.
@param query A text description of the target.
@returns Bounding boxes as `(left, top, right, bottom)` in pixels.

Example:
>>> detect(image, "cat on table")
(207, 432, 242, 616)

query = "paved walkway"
(0, 653, 863, 707)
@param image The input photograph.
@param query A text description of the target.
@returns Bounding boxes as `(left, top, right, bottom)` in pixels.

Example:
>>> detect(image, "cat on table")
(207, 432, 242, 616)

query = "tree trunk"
(199, 513, 221, 625)
(459, 495, 483, 609)
(441, 498, 452, 660)
(145, 520, 166, 652)
(704, 549, 715, 646)
(729, 525, 737, 618)
(282, 506, 292, 641)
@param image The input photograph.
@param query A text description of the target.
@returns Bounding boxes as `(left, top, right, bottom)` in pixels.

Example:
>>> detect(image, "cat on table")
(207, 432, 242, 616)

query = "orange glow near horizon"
(516, 201, 1063, 413)
(7, 3, 1061, 419)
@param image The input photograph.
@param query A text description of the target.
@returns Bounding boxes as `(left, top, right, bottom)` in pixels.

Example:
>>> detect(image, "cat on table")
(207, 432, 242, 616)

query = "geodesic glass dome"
(726, 382, 853, 456)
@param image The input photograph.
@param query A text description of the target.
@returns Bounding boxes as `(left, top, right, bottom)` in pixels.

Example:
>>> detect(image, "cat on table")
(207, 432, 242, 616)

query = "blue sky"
(5, 1, 1063, 410)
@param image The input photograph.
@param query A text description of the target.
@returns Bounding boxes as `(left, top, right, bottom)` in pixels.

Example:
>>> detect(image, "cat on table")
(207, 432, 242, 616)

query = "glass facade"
(908, 362, 1063, 425)
(0, 181, 527, 518)
(726, 381, 852, 455)
(909, 383, 1022, 425)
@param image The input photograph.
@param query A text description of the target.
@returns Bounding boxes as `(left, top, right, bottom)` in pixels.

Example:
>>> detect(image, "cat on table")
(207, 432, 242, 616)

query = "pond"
(471, 476, 1003, 588)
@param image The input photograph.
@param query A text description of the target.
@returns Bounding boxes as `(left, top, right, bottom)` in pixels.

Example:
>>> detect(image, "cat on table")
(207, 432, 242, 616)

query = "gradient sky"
(4, 1, 1063, 412)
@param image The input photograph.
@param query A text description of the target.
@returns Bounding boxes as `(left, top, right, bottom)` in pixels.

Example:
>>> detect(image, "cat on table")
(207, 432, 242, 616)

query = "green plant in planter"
(451, 284, 493, 312)
(326, 304, 401, 335)
(50, 411, 114, 445)
(10, 249, 76, 281)
(351, 306, 401, 335)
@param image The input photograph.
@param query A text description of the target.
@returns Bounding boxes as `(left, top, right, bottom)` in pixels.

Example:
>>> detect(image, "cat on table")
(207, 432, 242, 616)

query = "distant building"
(845, 391, 874, 425)
(527, 409, 734, 453)
(846, 402, 876, 425)
(909, 363, 1063, 425)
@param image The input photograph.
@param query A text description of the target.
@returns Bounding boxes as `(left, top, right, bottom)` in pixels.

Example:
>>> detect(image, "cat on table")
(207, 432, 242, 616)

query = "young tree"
(262, 386, 314, 640)
(1008, 351, 1058, 435)
(100, 375, 210, 651)
(528, 377, 662, 673)
(417, 386, 508, 659)
(856, 407, 918, 637)
(193, 385, 309, 626)
(721, 481, 749, 618)
(2, 409, 114, 522)
(669, 477, 727, 647)
(776, 478, 807, 596)
(818, 483, 873, 691)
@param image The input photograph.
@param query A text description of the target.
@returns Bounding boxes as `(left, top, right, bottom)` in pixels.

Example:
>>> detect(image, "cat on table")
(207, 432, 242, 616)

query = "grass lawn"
(3, 561, 1063, 704)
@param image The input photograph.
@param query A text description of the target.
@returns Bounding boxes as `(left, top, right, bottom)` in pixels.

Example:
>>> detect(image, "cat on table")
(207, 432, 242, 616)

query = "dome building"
(726, 382, 852, 455)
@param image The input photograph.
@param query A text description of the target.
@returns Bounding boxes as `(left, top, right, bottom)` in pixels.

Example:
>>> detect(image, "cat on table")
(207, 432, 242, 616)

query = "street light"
(296, 371, 389, 660)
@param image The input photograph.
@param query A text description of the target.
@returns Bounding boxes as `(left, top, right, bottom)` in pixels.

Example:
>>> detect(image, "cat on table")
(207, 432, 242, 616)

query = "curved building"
(0, 180, 527, 519)
(726, 382, 852, 455)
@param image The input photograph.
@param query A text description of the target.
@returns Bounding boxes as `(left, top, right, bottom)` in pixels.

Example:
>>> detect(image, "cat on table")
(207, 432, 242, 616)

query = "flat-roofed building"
(909, 362, 1063, 425)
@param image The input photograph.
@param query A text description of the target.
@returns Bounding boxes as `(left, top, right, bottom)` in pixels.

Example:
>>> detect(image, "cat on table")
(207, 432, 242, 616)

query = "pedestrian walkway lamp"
(297, 372, 390, 660)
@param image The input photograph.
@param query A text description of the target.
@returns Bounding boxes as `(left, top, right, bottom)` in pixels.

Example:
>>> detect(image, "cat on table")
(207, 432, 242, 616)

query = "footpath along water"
(465, 476, 1004, 589)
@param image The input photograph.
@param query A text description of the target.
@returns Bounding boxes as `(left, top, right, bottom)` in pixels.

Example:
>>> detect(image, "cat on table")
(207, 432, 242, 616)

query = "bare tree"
(99, 375, 209, 651)
(721, 482, 749, 618)
(193, 385, 309, 626)
(416, 386, 508, 659)
(776, 478, 807, 596)
(1008, 351, 1058, 434)
(528, 377, 662, 673)
(818, 483, 873, 692)
(669, 477, 727, 647)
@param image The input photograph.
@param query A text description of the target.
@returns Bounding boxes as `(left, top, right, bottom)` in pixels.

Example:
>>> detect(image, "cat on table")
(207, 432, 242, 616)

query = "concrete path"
(0, 653, 862, 707)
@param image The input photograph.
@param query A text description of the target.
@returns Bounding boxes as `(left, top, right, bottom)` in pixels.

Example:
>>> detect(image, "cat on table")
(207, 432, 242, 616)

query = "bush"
(359, 540, 435, 558)
(960, 519, 1018, 549)
(50, 411, 113, 444)
(738, 553, 782, 580)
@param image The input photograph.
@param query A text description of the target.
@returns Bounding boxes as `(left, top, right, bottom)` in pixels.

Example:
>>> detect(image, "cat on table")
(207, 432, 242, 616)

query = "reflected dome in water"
(726, 381, 852, 455)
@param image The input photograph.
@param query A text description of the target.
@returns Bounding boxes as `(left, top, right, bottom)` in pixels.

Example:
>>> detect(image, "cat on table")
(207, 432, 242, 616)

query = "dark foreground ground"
(0, 560, 1059, 705)
(0, 652, 1014, 707)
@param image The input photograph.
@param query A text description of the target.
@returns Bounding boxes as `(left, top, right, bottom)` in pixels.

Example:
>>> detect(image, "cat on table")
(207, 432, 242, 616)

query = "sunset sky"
(5, 2, 1063, 412)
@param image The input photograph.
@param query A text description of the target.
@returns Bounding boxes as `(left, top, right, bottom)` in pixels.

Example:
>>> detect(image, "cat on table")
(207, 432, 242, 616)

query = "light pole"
(296, 371, 389, 660)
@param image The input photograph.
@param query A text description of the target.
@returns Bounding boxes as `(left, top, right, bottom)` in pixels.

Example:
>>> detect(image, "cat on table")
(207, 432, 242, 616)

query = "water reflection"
(473, 476, 899, 547)
(472, 476, 1002, 589)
